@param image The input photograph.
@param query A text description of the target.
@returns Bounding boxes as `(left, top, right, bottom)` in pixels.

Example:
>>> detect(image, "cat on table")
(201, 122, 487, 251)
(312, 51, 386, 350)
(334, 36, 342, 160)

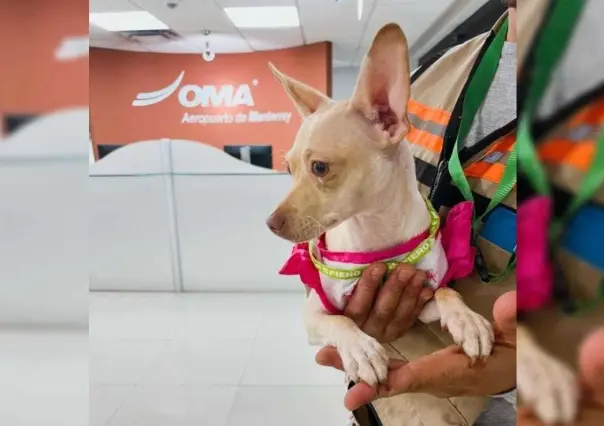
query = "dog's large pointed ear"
(350, 23, 411, 146)
(269, 62, 331, 117)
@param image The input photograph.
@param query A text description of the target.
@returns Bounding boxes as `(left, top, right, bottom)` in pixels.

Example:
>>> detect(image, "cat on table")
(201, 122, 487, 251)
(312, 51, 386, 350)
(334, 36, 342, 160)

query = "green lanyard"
(447, 18, 516, 283)
(517, 0, 604, 312)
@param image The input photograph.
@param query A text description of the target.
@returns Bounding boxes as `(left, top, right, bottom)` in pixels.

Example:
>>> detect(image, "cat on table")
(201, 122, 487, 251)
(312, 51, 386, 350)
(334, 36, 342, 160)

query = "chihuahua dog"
(265, 23, 493, 389)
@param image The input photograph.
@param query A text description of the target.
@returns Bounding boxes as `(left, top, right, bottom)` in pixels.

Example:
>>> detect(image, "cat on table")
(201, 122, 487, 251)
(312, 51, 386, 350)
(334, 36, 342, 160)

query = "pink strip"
(315, 230, 429, 264)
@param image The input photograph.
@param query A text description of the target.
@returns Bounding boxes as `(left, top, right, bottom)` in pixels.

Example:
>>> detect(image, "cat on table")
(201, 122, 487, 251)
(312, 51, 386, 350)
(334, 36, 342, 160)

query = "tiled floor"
(90, 292, 351, 426)
(0, 329, 88, 426)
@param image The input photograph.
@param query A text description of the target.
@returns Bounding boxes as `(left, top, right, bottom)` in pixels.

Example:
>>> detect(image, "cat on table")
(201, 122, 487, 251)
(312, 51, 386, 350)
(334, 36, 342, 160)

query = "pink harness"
(279, 201, 477, 313)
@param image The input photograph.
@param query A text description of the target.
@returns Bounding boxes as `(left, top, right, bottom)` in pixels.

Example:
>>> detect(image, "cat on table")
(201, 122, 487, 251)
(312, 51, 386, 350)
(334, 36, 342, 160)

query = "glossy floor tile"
(90, 292, 350, 426)
(0, 329, 88, 426)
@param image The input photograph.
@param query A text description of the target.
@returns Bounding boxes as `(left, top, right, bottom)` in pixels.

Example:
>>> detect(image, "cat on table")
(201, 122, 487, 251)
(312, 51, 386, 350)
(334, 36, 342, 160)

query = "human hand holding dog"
(316, 290, 517, 411)
(342, 264, 433, 343)
(517, 327, 604, 426)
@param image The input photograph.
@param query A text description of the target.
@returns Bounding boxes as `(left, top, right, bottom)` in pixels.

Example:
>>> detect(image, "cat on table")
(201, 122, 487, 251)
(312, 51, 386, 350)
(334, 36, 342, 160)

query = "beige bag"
(357, 14, 517, 426)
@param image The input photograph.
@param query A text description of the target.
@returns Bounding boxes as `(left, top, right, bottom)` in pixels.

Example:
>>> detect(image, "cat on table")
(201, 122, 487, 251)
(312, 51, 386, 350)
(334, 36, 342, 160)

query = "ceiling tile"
(90, 38, 148, 52)
(143, 40, 200, 53)
(89, 29, 125, 42)
(332, 42, 358, 67)
(241, 28, 304, 51)
(181, 31, 253, 53)
(89, 0, 140, 13)
(217, 0, 296, 6)
(89, 0, 471, 62)
(361, 0, 452, 48)
(89, 24, 110, 38)
(299, 0, 376, 45)
(130, 0, 236, 32)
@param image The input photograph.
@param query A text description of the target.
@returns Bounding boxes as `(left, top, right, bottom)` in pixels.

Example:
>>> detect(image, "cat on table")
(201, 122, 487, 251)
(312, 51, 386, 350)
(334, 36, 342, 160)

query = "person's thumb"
(343, 360, 411, 411)
(380, 346, 464, 398)
(344, 383, 378, 411)
(578, 327, 604, 406)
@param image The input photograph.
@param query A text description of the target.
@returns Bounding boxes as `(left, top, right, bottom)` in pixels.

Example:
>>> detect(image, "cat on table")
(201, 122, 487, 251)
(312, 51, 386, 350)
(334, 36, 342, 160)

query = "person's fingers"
(493, 290, 517, 341)
(363, 265, 414, 338)
(344, 263, 385, 327)
(578, 327, 604, 405)
(412, 272, 433, 315)
(315, 346, 345, 371)
(383, 270, 429, 341)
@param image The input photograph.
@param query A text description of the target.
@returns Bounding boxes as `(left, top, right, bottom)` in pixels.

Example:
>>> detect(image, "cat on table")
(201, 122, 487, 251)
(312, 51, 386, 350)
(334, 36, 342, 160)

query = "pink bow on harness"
(279, 201, 477, 311)
(440, 201, 477, 286)
(279, 241, 339, 312)
(517, 196, 552, 312)
(279, 241, 319, 285)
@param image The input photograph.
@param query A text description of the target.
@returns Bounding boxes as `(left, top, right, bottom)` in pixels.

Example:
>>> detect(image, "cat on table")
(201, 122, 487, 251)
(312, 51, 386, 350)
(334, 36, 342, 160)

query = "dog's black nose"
(266, 213, 286, 233)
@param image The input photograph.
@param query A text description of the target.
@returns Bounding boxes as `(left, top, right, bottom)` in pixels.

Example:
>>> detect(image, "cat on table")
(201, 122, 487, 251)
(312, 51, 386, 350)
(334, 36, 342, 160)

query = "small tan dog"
(266, 23, 493, 388)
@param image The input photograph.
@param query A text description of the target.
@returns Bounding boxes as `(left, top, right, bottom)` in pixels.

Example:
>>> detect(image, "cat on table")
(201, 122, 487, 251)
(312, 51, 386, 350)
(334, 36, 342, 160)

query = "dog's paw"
(518, 341, 579, 425)
(336, 330, 389, 387)
(438, 298, 494, 362)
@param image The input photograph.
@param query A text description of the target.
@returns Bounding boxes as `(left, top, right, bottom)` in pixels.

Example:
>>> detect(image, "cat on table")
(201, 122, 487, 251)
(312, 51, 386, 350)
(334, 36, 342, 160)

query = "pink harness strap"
(279, 201, 476, 312)
(315, 231, 429, 264)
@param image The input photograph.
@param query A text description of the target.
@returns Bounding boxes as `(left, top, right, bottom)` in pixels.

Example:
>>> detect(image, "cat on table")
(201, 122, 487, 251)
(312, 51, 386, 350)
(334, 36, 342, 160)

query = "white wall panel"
(174, 174, 302, 292)
(0, 109, 88, 327)
(89, 176, 176, 291)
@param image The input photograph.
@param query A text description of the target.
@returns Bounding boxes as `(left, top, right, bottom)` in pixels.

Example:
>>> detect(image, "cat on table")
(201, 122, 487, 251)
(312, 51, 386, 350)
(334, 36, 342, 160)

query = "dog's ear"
(350, 23, 411, 146)
(269, 62, 331, 117)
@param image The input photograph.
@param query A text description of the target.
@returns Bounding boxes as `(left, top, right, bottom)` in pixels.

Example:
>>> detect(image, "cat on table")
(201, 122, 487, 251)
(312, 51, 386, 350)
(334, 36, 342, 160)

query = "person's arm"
(316, 287, 517, 410)
(518, 328, 604, 425)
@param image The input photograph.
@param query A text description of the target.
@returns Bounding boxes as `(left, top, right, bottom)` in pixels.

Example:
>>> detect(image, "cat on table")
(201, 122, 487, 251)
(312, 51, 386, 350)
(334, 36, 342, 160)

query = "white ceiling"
(89, 0, 489, 67)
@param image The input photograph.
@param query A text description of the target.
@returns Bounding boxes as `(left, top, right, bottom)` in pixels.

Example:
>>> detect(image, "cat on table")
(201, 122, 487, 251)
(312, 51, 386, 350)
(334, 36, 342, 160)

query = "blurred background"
(0, 1, 506, 425)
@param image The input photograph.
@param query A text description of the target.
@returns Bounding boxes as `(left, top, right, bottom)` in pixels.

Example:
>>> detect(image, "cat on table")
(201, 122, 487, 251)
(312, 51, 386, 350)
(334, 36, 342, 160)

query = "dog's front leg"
(304, 290, 389, 386)
(517, 324, 578, 425)
(418, 288, 494, 362)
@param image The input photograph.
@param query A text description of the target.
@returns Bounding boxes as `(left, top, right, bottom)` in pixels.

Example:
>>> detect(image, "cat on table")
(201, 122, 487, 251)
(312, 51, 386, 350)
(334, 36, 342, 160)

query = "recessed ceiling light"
(224, 6, 300, 29)
(89, 11, 169, 32)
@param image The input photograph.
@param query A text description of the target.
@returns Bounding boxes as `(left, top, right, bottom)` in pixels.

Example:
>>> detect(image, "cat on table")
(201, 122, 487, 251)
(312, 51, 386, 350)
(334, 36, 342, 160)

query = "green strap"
(475, 148, 517, 227)
(516, 0, 604, 313)
(517, 0, 587, 197)
(448, 18, 510, 206)
(518, 0, 589, 231)
(517, 120, 550, 196)
(447, 18, 516, 283)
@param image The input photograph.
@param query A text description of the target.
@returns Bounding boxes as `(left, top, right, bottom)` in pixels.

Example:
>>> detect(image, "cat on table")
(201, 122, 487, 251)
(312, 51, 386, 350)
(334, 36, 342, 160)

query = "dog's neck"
(325, 143, 431, 253)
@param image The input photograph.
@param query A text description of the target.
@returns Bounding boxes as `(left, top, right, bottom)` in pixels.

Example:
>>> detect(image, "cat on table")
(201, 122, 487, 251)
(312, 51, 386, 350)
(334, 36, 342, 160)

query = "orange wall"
(89, 43, 331, 170)
(0, 0, 88, 117)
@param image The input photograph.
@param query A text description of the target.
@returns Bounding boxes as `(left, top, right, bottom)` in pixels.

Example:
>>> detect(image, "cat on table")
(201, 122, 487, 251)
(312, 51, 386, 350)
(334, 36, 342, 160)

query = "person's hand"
(316, 291, 517, 411)
(343, 263, 433, 343)
(518, 327, 604, 425)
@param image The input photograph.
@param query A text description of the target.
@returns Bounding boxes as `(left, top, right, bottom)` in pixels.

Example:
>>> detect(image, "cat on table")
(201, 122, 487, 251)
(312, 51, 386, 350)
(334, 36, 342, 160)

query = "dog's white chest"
(320, 236, 449, 312)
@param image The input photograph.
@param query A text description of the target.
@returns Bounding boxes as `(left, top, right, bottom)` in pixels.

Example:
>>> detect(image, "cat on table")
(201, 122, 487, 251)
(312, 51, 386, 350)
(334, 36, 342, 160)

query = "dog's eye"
(285, 163, 291, 174)
(311, 161, 329, 177)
